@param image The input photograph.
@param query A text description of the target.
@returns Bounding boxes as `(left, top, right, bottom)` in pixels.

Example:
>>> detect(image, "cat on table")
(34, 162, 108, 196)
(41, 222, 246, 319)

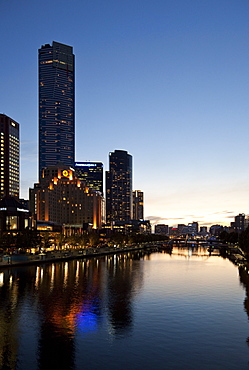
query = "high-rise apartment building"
(74, 162, 103, 195)
(0, 114, 19, 199)
(38, 41, 75, 177)
(231, 213, 248, 233)
(133, 190, 144, 220)
(106, 150, 132, 222)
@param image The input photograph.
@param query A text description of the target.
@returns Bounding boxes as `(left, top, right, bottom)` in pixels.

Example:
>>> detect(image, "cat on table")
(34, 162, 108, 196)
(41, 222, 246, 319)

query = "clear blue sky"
(1, 0, 249, 228)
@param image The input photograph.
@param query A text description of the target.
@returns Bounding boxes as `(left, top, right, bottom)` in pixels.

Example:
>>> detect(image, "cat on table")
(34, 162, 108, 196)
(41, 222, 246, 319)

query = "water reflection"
(238, 265, 249, 345)
(0, 251, 147, 369)
(0, 248, 247, 369)
(107, 254, 141, 336)
(161, 245, 220, 259)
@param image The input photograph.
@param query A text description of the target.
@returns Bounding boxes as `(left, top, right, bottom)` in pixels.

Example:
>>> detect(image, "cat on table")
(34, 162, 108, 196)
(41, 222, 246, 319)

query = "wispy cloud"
(145, 215, 185, 225)
(209, 210, 235, 215)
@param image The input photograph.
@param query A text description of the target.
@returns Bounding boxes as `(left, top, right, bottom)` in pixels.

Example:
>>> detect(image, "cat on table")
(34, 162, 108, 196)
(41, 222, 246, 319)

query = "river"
(0, 247, 249, 369)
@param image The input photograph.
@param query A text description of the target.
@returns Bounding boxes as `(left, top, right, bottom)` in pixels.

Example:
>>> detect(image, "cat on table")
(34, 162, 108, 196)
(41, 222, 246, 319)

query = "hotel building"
(29, 164, 102, 230)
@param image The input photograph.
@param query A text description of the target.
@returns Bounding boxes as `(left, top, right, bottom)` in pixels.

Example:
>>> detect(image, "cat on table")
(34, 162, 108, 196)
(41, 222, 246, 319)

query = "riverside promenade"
(0, 243, 157, 269)
(0, 242, 247, 269)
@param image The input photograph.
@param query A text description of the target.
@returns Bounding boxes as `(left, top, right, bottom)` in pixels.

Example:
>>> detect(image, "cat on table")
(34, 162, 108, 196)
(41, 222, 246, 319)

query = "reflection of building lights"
(76, 309, 98, 334)
(76, 261, 80, 283)
(64, 262, 68, 286)
(35, 267, 40, 288)
(50, 264, 55, 290)
(0, 273, 3, 287)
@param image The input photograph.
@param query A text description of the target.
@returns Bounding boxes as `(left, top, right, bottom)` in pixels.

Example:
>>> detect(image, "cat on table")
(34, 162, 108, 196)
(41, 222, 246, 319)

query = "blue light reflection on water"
(0, 249, 249, 369)
(76, 307, 99, 334)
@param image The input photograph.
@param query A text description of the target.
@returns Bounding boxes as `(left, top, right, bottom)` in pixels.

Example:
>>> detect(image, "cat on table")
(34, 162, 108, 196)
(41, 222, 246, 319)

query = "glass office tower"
(106, 150, 132, 222)
(0, 114, 19, 199)
(74, 162, 103, 195)
(38, 41, 75, 177)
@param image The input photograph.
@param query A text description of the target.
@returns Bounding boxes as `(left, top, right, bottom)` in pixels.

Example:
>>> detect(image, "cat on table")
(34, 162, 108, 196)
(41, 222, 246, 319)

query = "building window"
(6, 216, 18, 230)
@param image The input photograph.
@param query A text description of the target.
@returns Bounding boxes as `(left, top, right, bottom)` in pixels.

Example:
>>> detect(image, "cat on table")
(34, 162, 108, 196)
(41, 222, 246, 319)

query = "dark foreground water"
(0, 247, 249, 369)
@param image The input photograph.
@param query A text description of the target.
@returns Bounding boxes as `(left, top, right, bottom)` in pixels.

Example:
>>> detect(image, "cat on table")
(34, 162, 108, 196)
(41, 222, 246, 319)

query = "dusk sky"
(1, 0, 249, 228)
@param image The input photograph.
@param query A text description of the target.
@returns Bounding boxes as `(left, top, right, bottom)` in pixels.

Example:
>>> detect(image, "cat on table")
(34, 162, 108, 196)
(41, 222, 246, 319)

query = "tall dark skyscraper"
(74, 162, 103, 195)
(0, 114, 19, 199)
(38, 41, 75, 177)
(106, 150, 132, 223)
(133, 190, 144, 220)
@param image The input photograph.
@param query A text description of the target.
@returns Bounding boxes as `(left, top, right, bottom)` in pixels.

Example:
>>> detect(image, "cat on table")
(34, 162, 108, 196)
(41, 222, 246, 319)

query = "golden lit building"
(29, 164, 102, 230)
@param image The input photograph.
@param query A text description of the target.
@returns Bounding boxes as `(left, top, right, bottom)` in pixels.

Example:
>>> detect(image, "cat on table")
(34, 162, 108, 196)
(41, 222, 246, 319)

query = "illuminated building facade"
(74, 162, 103, 195)
(0, 114, 19, 199)
(39, 42, 75, 177)
(0, 196, 31, 234)
(29, 164, 102, 229)
(106, 150, 132, 223)
(133, 190, 144, 220)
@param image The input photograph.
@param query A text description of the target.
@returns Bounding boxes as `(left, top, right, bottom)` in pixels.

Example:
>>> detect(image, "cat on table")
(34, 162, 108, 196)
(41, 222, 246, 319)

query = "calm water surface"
(0, 247, 249, 369)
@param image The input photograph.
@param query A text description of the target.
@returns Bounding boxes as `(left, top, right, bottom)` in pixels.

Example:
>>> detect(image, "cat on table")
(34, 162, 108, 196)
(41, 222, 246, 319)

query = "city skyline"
(1, 1, 249, 228)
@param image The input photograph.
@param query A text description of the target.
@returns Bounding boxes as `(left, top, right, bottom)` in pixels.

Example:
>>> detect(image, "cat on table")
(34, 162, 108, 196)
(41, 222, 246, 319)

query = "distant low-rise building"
(188, 222, 198, 235)
(200, 226, 207, 233)
(209, 224, 224, 236)
(155, 224, 168, 235)
(169, 227, 179, 237)
(102, 219, 151, 235)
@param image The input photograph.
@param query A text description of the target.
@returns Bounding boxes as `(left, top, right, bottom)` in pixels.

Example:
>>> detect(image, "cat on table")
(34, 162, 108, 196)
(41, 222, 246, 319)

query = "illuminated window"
(6, 216, 18, 230)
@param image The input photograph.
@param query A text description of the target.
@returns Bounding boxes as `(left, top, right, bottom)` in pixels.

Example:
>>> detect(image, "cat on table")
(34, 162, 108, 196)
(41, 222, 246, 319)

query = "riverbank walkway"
(0, 243, 156, 269)
(0, 242, 247, 269)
